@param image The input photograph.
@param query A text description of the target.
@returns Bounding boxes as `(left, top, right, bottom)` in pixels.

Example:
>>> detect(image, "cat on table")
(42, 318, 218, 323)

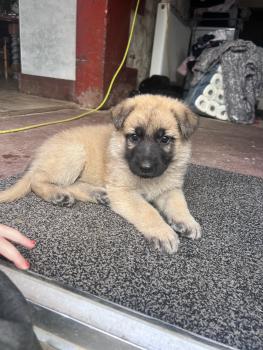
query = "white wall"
(19, 0, 76, 81)
(150, 3, 191, 84)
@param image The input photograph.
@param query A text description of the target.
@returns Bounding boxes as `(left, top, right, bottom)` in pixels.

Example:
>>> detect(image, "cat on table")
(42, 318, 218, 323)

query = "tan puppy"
(0, 95, 201, 253)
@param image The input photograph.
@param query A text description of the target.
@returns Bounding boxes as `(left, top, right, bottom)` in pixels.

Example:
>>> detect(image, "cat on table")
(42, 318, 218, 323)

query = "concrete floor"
(0, 107, 262, 179)
(0, 79, 77, 117)
(192, 117, 263, 177)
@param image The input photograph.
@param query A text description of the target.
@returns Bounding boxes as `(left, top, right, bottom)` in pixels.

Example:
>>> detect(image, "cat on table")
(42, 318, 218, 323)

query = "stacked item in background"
(186, 39, 263, 124)
(191, 65, 228, 121)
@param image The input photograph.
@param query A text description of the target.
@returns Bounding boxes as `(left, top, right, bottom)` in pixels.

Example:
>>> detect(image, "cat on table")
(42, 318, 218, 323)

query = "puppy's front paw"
(91, 190, 109, 206)
(170, 217, 201, 240)
(51, 193, 75, 207)
(149, 227, 179, 254)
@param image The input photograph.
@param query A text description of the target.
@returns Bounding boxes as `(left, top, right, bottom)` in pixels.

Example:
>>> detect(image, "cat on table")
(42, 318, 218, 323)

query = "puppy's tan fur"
(0, 95, 201, 253)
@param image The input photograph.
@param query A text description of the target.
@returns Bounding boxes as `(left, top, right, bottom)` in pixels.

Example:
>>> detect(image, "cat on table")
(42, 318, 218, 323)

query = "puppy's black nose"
(140, 160, 153, 173)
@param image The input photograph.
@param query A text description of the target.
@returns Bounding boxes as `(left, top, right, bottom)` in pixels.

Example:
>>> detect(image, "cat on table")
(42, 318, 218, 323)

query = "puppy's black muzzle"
(127, 141, 169, 178)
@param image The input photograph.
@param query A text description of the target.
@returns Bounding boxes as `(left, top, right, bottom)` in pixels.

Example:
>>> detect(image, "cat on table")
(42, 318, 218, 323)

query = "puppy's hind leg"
(30, 142, 87, 206)
(31, 171, 75, 207)
(66, 181, 109, 206)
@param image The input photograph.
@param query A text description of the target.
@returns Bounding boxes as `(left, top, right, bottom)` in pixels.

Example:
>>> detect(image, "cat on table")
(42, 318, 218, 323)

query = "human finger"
(0, 224, 36, 249)
(0, 236, 30, 270)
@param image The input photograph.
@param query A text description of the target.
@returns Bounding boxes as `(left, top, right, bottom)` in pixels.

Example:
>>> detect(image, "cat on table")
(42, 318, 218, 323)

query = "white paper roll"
(215, 89, 225, 105)
(210, 73, 223, 89)
(206, 101, 219, 117)
(194, 95, 209, 113)
(203, 84, 217, 99)
(216, 105, 229, 120)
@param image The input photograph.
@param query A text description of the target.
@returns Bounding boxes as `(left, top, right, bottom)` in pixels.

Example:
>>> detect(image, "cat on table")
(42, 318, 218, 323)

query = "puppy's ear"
(111, 99, 135, 130)
(172, 105, 199, 140)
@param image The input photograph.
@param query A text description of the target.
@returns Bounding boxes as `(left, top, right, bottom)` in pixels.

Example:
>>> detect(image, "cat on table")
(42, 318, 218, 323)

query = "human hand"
(0, 224, 36, 270)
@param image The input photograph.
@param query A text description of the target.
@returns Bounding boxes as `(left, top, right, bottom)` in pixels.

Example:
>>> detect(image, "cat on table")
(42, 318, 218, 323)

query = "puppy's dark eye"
(128, 133, 139, 143)
(160, 136, 171, 144)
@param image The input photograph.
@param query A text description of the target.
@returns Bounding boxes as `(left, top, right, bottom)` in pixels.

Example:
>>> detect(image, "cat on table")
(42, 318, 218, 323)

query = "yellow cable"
(0, 0, 140, 135)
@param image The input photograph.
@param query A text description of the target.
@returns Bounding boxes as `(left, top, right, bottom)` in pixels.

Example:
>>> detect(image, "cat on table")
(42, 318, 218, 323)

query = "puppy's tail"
(0, 174, 31, 203)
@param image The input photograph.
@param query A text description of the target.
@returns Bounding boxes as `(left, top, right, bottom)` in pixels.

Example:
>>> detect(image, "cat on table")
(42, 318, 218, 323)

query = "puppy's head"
(111, 95, 198, 179)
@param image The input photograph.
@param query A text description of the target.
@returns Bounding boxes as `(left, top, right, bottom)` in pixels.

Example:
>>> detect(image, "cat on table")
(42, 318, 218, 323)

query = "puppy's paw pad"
(91, 190, 109, 206)
(151, 233, 179, 254)
(170, 222, 185, 233)
(51, 194, 75, 207)
(171, 219, 201, 240)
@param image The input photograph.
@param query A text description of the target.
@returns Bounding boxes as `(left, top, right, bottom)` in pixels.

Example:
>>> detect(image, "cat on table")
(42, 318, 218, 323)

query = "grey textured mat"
(0, 165, 262, 350)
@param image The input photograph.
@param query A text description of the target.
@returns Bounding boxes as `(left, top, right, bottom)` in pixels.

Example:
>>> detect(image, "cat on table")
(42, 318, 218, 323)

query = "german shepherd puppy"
(0, 95, 201, 253)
